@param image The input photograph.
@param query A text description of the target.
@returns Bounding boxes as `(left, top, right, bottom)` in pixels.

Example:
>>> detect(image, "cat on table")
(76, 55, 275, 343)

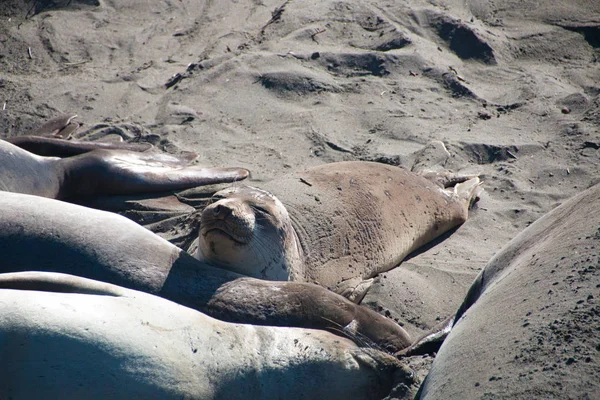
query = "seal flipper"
(395, 315, 455, 357)
(335, 277, 375, 303)
(60, 149, 250, 199)
(206, 277, 412, 354)
(7, 136, 154, 157)
(0, 271, 126, 297)
(28, 114, 79, 138)
(452, 176, 484, 209)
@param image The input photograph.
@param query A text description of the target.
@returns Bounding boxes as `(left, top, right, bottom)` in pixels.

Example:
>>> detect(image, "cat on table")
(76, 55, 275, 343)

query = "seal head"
(198, 185, 303, 281)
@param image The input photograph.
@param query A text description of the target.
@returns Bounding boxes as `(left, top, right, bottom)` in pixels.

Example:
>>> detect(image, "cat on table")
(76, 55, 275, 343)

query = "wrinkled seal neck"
(283, 208, 307, 281)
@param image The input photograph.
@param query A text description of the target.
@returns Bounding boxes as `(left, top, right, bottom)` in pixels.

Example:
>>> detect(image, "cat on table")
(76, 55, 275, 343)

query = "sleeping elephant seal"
(416, 183, 600, 398)
(0, 138, 249, 200)
(0, 271, 410, 400)
(0, 191, 412, 353)
(197, 161, 482, 301)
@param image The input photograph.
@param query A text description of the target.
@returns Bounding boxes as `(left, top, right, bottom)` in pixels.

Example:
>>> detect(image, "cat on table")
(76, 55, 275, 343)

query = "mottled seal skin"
(0, 271, 408, 400)
(198, 161, 481, 301)
(416, 183, 600, 399)
(0, 191, 412, 352)
(0, 138, 249, 200)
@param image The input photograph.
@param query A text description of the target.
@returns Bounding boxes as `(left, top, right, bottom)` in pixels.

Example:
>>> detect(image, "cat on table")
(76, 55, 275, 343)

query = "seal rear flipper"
(7, 136, 154, 157)
(28, 114, 79, 138)
(62, 150, 250, 198)
(395, 315, 455, 357)
(453, 176, 484, 209)
(0, 271, 126, 297)
(335, 277, 375, 303)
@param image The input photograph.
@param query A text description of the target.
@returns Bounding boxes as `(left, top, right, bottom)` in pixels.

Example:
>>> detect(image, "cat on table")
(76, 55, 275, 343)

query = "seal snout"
(212, 204, 230, 219)
(200, 198, 256, 245)
(205, 199, 246, 223)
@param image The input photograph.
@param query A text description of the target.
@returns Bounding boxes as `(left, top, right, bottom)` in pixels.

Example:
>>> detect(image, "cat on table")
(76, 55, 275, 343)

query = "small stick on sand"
(276, 51, 304, 59)
(261, 0, 291, 33)
(325, 141, 354, 154)
(310, 28, 326, 43)
(299, 178, 313, 187)
(27, 47, 33, 59)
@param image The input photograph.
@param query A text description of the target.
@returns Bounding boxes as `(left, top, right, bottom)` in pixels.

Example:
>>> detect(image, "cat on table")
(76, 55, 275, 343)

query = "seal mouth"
(201, 226, 250, 245)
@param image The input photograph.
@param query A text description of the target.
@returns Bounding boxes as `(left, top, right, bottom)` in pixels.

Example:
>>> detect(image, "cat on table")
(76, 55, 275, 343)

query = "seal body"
(416, 183, 600, 399)
(0, 272, 405, 400)
(0, 191, 412, 352)
(198, 161, 481, 301)
(0, 137, 63, 197)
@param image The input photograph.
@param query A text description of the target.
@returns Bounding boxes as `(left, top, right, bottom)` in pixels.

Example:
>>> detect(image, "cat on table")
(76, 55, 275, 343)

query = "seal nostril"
(213, 205, 222, 216)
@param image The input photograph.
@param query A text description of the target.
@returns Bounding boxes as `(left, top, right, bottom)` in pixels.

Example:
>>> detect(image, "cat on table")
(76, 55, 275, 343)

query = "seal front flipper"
(60, 149, 250, 199)
(0, 271, 126, 297)
(7, 135, 153, 157)
(205, 277, 412, 354)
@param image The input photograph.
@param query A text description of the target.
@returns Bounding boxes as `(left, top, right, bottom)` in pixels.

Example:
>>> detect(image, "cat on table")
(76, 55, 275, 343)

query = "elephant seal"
(416, 183, 600, 398)
(0, 271, 410, 400)
(0, 191, 412, 353)
(197, 161, 482, 301)
(0, 138, 249, 200)
(6, 134, 155, 157)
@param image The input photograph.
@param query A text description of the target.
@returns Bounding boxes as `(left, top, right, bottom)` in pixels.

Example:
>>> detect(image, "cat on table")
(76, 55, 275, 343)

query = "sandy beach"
(1, 0, 599, 397)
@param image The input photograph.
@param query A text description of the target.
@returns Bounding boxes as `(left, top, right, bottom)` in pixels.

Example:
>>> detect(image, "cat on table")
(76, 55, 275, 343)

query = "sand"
(1, 0, 599, 398)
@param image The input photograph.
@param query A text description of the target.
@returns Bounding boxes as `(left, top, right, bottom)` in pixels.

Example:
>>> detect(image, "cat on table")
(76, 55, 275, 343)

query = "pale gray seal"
(0, 271, 409, 400)
(416, 183, 600, 398)
(197, 161, 482, 301)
